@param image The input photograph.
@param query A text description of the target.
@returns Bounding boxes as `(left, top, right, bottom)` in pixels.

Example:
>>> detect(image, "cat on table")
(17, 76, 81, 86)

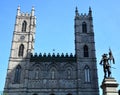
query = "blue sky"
(0, 0, 120, 94)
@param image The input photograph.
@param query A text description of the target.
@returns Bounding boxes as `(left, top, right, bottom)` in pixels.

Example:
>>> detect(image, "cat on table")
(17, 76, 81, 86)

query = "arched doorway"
(33, 94, 38, 95)
(67, 93, 72, 95)
(50, 94, 55, 95)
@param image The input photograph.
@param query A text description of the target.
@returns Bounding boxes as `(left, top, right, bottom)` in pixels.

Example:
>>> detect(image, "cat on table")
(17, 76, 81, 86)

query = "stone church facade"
(4, 6, 99, 95)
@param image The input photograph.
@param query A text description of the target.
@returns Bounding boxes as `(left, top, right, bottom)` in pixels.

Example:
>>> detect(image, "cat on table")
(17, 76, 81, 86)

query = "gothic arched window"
(67, 69, 71, 79)
(84, 65, 90, 82)
(34, 67, 40, 79)
(82, 22, 87, 33)
(50, 67, 57, 79)
(18, 44, 24, 57)
(83, 45, 89, 57)
(66, 68, 72, 79)
(22, 20, 27, 32)
(14, 65, 21, 83)
(51, 69, 55, 79)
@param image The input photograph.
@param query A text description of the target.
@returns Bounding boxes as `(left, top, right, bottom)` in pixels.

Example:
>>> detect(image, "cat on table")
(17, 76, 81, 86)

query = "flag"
(109, 48, 115, 64)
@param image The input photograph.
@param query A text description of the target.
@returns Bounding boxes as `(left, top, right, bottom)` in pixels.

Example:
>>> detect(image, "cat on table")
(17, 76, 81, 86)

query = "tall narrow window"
(22, 21, 27, 32)
(67, 68, 71, 79)
(35, 69, 39, 79)
(14, 65, 21, 83)
(50, 68, 57, 79)
(84, 45, 89, 57)
(84, 65, 90, 82)
(51, 69, 55, 79)
(82, 22, 87, 33)
(18, 44, 24, 57)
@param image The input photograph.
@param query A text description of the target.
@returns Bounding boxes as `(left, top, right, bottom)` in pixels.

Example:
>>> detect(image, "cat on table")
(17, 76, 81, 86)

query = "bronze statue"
(99, 49, 115, 78)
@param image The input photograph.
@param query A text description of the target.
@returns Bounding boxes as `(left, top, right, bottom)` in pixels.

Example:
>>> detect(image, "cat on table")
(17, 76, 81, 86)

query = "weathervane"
(99, 49, 115, 78)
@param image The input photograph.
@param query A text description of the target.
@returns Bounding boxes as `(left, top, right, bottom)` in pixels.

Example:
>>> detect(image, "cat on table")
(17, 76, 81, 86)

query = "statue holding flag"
(99, 49, 115, 78)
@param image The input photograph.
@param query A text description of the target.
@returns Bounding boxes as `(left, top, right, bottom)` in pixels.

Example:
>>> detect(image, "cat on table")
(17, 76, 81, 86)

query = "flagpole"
(108, 48, 115, 77)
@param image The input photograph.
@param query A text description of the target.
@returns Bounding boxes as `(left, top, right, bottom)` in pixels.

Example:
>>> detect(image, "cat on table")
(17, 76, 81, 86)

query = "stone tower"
(75, 7, 99, 95)
(4, 7, 99, 95)
(4, 6, 36, 94)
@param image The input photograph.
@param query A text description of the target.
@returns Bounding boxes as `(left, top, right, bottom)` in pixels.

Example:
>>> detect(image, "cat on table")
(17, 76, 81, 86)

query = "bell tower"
(4, 6, 36, 94)
(10, 6, 36, 58)
(75, 7, 99, 95)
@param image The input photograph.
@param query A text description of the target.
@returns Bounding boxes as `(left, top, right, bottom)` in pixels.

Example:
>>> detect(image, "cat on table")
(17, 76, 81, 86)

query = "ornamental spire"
(31, 6, 35, 16)
(17, 5, 20, 16)
(75, 6, 79, 16)
(89, 6, 92, 17)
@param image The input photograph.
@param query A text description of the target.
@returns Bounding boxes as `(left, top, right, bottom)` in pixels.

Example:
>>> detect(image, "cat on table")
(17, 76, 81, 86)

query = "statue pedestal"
(101, 77, 119, 95)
